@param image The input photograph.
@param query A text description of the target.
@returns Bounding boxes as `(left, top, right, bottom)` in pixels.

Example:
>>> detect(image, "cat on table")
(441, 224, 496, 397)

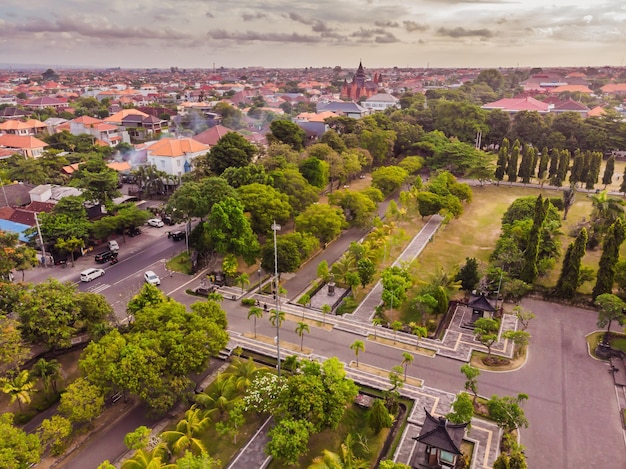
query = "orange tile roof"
(601, 83, 626, 93)
(148, 138, 209, 157)
(548, 84, 593, 94)
(0, 134, 48, 149)
(587, 106, 607, 117)
(106, 109, 149, 123)
(72, 116, 103, 125)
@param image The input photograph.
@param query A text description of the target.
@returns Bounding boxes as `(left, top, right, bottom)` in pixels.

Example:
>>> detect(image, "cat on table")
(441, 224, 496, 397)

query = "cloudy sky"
(1, 0, 625, 69)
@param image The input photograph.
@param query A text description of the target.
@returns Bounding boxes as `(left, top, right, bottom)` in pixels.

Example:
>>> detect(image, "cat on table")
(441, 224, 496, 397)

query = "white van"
(80, 268, 105, 282)
(108, 240, 119, 252)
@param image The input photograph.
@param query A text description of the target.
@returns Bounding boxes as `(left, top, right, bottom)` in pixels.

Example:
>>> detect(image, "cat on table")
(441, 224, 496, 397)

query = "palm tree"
(391, 321, 403, 344)
(1, 370, 35, 411)
(195, 374, 236, 416)
(236, 273, 250, 293)
(408, 322, 428, 350)
(401, 352, 414, 381)
(350, 340, 365, 367)
(31, 358, 61, 395)
(321, 304, 331, 326)
(121, 444, 175, 469)
(295, 322, 310, 351)
(309, 434, 368, 469)
(206, 292, 224, 303)
(562, 185, 576, 220)
(590, 190, 624, 227)
(247, 306, 263, 338)
(371, 317, 386, 339)
(223, 357, 262, 391)
(269, 308, 285, 329)
(161, 406, 210, 455)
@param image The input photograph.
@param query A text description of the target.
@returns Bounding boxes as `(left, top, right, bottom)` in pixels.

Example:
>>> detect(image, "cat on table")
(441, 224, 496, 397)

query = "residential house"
(192, 125, 236, 146)
(600, 83, 626, 96)
(0, 134, 48, 158)
(146, 137, 210, 176)
(70, 116, 130, 146)
(481, 96, 550, 114)
(293, 111, 336, 139)
(550, 99, 590, 117)
(362, 93, 400, 112)
(0, 107, 28, 120)
(0, 119, 46, 136)
(23, 96, 68, 110)
(106, 109, 165, 142)
(317, 101, 369, 119)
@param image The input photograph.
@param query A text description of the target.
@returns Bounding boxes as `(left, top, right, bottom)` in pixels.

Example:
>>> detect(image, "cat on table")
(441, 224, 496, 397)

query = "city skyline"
(1, 0, 625, 70)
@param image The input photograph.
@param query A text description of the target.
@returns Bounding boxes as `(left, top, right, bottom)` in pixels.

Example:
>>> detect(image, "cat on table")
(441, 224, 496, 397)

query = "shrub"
(241, 298, 256, 306)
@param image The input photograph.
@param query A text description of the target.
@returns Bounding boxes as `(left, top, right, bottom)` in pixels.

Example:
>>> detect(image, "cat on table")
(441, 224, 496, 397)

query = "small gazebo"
(411, 409, 468, 468)
(467, 294, 496, 324)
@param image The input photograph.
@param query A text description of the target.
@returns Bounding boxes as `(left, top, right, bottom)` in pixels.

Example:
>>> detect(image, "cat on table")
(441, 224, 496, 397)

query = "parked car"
(126, 227, 142, 237)
(167, 230, 186, 241)
(163, 215, 175, 226)
(95, 250, 115, 263)
(147, 218, 164, 228)
(80, 268, 105, 282)
(144, 270, 161, 286)
(108, 240, 119, 252)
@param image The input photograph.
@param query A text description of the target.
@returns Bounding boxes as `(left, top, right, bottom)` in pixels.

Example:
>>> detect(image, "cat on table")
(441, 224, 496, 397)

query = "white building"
(146, 137, 210, 176)
(362, 93, 400, 112)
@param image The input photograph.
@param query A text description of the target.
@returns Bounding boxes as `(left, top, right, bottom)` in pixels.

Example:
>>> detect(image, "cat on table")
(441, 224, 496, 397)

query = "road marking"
(89, 283, 111, 293)
(112, 259, 167, 286)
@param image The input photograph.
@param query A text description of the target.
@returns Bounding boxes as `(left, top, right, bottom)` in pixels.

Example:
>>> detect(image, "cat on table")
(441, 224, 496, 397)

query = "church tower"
(341, 62, 381, 100)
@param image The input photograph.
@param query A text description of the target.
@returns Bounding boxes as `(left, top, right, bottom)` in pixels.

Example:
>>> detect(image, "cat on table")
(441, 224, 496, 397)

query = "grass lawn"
(202, 412, 267, 466)
(587, 331, 626, 358)
(267, 404, 389, 469)
(166, 251, 192, 274)
(470, 349, 526, 371)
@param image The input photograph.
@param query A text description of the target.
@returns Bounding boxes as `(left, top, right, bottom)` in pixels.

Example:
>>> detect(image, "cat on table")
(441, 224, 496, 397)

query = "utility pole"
(272, 221, 282, 377)
(34, 212, 47, 268)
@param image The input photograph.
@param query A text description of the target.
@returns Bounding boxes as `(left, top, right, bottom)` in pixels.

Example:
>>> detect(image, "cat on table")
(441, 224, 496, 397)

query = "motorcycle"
(110, 256, 119, 265)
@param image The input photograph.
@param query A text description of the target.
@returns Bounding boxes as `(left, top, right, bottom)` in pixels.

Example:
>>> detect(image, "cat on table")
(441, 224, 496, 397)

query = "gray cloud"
(437, 26, 495, 38)
(374, 20, 399, 28)
(242, 11, 266, 22)
(403, 20, 428, 32)
(351, 28, 388, 39)
(205, 11, 214, 18)
(375, 32, 400, 43)
(207, 29, 322, 43)
(287, 12, 333, 33)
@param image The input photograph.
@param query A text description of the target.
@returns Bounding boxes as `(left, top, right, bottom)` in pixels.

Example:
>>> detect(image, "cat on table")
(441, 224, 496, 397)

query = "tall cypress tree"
(507, 140, 520, 183)
(495, 138, 509, 183)
(518, 145, 533, 184)
(593, 218, 626, 299)
(586, 152, 602, 191)
(554, 149, 570, 187)
(520, 195, 548, 284)
(603, 155, 616, 188)
(569, 149, 583, 186)
(538, 147, 550, 181)
(620, 166, 626, 194)
(548, 148, 559, 179)
(554, 228, 588, 298)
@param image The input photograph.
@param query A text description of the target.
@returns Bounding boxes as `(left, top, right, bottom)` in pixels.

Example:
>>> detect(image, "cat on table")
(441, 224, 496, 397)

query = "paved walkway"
(349, 215, 443, 322)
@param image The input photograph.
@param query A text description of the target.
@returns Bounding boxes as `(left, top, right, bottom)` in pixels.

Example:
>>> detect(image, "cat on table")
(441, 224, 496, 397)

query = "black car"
(95, 250, 115, 263)
(163, 215, 175, 226)
(167, 230, 186, 241)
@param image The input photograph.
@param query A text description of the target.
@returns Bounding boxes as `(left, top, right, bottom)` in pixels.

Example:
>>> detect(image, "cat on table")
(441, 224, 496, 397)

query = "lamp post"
(272, 221, 281, 377)
(258, 267, 262, 294)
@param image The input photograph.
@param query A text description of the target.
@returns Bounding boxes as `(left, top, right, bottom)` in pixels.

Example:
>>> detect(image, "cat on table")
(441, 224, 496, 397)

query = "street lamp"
(258, 267, 262, 294)
(272, 221, 281, 377)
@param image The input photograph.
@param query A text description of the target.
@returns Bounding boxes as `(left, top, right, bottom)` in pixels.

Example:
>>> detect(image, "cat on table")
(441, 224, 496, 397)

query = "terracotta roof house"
(105, 109, 149, 125)
(23, 96, 68, 110)
(548, 84, 593, 94)
(0, 182, 36, 209)
(481, 96, 550, 114)
(70, 116, 130, 147)
(0, 107, 28, 120)
(412, 410, 469, 468)
(600, 83, 626, 95)
(0, 134, 48, 158)
(551, 99, 590, 116)
(192, 125, 237, 146)
(588, 106, 607, 117)
(146, 137, 209, 176)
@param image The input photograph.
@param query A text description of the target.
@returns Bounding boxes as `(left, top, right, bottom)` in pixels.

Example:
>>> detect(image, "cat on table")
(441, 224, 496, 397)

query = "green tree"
(1, 370, 35, 412)
(486, 393, 529, 432)
(368, 398, 393, 435)
(317, 260, 330, 282)
(460, 364, 480, 404)
(196, 375, 237, 416)
(506, 140, 520, 183)
(473, 317, 500, 362)
(321, 304, 331, 326)
(295, 204, 346, 243)
(236, 272, 250, 293)
(0, 316, 29, 372)
(517, 144, 534, 184)
(55, 236, 84, 267)
(208, 132, 257, 175)
(554, 228, 587, 298)
(378, 461, 411, 469)
(519, 195, 548, 284)
(300, 157, 330, 189)
(70, 156, 121, 205)
(595, 293, 626, 341)
(371, 166, 409, 196)
(39, 415, 72, 456)
(494, 139, 509, 183)
(456, 257, 480, 293)
(357, 258, 376, 288)
(247, 306, 263, 338)
(328, 190, 377, 228)
(270, 308, 285, 329)
(401, 352, 414, 381)
(0, 413, 41, 468)
(350, 340, 365, 367)
(162, 406, 210, 455)
(269, 119, 306, 151)
(237, 183, 292, 234)
(120, 444, 174, 469)
(124, 426, 152, 450)
(593, 218, 626, 299)
(446, 392, 474, 427)
(295, 322, 310, 351)
(503, 330, 531, 358)
(359, 127, 396, 164)
(31, 358, 61, 395)
(205, 197, 260, 264)
(308, 434, 369, 469)
(266, 418, 312, 465)
(215, 398, 246, 444)
(58, 377, 105, 425)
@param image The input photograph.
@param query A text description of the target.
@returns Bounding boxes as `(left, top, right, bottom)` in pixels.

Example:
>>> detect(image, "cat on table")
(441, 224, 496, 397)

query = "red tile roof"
(0, 134, 48, 149)
(148, 138, 209, 157)
(482, 96, 550, 113)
